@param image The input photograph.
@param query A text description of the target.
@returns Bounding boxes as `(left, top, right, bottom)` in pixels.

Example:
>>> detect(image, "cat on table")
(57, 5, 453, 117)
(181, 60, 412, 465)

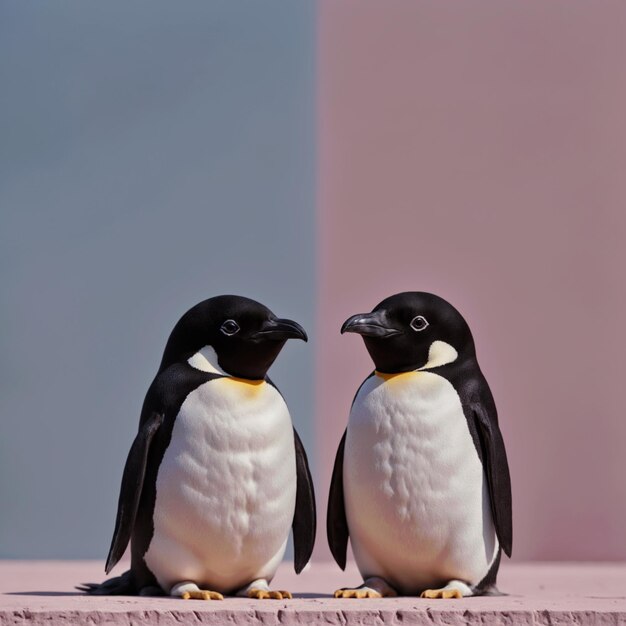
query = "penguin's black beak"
(254, 318, 308, 342)
(341, 311, 401, 338)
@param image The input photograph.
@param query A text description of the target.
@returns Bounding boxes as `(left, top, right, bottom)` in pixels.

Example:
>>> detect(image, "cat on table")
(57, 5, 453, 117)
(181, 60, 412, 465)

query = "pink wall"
(316, 1, 626, 561)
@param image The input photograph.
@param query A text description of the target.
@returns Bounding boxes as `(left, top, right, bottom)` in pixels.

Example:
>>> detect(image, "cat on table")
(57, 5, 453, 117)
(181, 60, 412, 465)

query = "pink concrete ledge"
(2, 561, 626, 625)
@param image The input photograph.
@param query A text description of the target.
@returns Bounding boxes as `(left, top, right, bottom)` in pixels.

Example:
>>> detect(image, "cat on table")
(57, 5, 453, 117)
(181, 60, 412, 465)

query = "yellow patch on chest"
(374, 370, 446, 397)
(375, 370, 424, 386)
(216, 376, 267, 399)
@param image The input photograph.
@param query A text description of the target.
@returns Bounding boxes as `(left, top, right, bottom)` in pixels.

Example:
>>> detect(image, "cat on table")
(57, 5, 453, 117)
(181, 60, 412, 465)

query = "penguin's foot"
(170, 581, 224, 601)
(182, 590, 224, 600)
(420, 588, 462, 599)
(238, 578, 292, 600)
(420, 580, 472, 599)
(334, 576, 397, 599)
(247, 588, 292, 600)
(334, 588, 381, 599)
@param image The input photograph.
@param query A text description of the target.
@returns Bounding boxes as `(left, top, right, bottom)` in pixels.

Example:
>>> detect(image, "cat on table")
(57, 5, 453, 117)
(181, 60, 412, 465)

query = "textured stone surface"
(2, 561, 626, 624)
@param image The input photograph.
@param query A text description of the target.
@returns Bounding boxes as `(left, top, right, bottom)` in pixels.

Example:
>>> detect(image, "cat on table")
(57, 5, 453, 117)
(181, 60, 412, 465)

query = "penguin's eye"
(410, 315, 429, 332)
(220, 319, 240, 336)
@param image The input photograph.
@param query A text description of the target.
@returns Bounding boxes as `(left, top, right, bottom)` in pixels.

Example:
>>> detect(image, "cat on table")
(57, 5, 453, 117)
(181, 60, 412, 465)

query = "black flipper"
(292, 428, 316, 574)
(472, 391, 513, 558)
(77, 570, 134, 595)
(473, 548, 504, 595)
(104, 411, 164, 574)
(327, 429, 348, 570)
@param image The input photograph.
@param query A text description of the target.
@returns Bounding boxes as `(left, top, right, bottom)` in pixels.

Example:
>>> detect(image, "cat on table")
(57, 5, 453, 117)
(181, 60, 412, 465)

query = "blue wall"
(0, 2, 316, 558)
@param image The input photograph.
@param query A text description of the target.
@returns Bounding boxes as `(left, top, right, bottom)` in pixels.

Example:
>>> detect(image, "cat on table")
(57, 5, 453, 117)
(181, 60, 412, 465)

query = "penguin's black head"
(159, 295, 307, 380)
(341, 292, 475, 373)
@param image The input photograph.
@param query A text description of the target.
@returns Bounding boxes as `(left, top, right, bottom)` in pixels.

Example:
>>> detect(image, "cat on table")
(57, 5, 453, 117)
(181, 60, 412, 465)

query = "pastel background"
(0, 2, 315, 558)
(317, 0, 626, 562)
(2, 1, 625, 563)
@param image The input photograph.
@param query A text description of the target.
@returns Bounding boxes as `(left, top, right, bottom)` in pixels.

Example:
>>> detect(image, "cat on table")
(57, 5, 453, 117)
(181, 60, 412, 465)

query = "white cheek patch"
(418, 340, 458, 370)
(187, 345, 229, 375)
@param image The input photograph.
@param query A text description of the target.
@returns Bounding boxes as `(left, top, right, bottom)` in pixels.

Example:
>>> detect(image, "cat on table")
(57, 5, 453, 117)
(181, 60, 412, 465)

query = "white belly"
(344, 371, 497, 594)
(144, 378, 297, 594)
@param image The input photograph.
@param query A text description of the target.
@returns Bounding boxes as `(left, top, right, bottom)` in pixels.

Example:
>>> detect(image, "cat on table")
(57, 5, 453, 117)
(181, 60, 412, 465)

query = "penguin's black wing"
(327, 428, 348, 570)
(326, 373, 375, 570)
(292, 428, 316, 574)
(105, 410, 164, 574)
(264, 376, 317, 574)
(471, 380, 513, 558)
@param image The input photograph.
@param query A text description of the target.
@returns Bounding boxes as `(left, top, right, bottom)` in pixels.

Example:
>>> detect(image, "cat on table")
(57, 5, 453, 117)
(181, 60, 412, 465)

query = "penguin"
(327, 292, 511, 599)
(79, 295, 315, 600)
